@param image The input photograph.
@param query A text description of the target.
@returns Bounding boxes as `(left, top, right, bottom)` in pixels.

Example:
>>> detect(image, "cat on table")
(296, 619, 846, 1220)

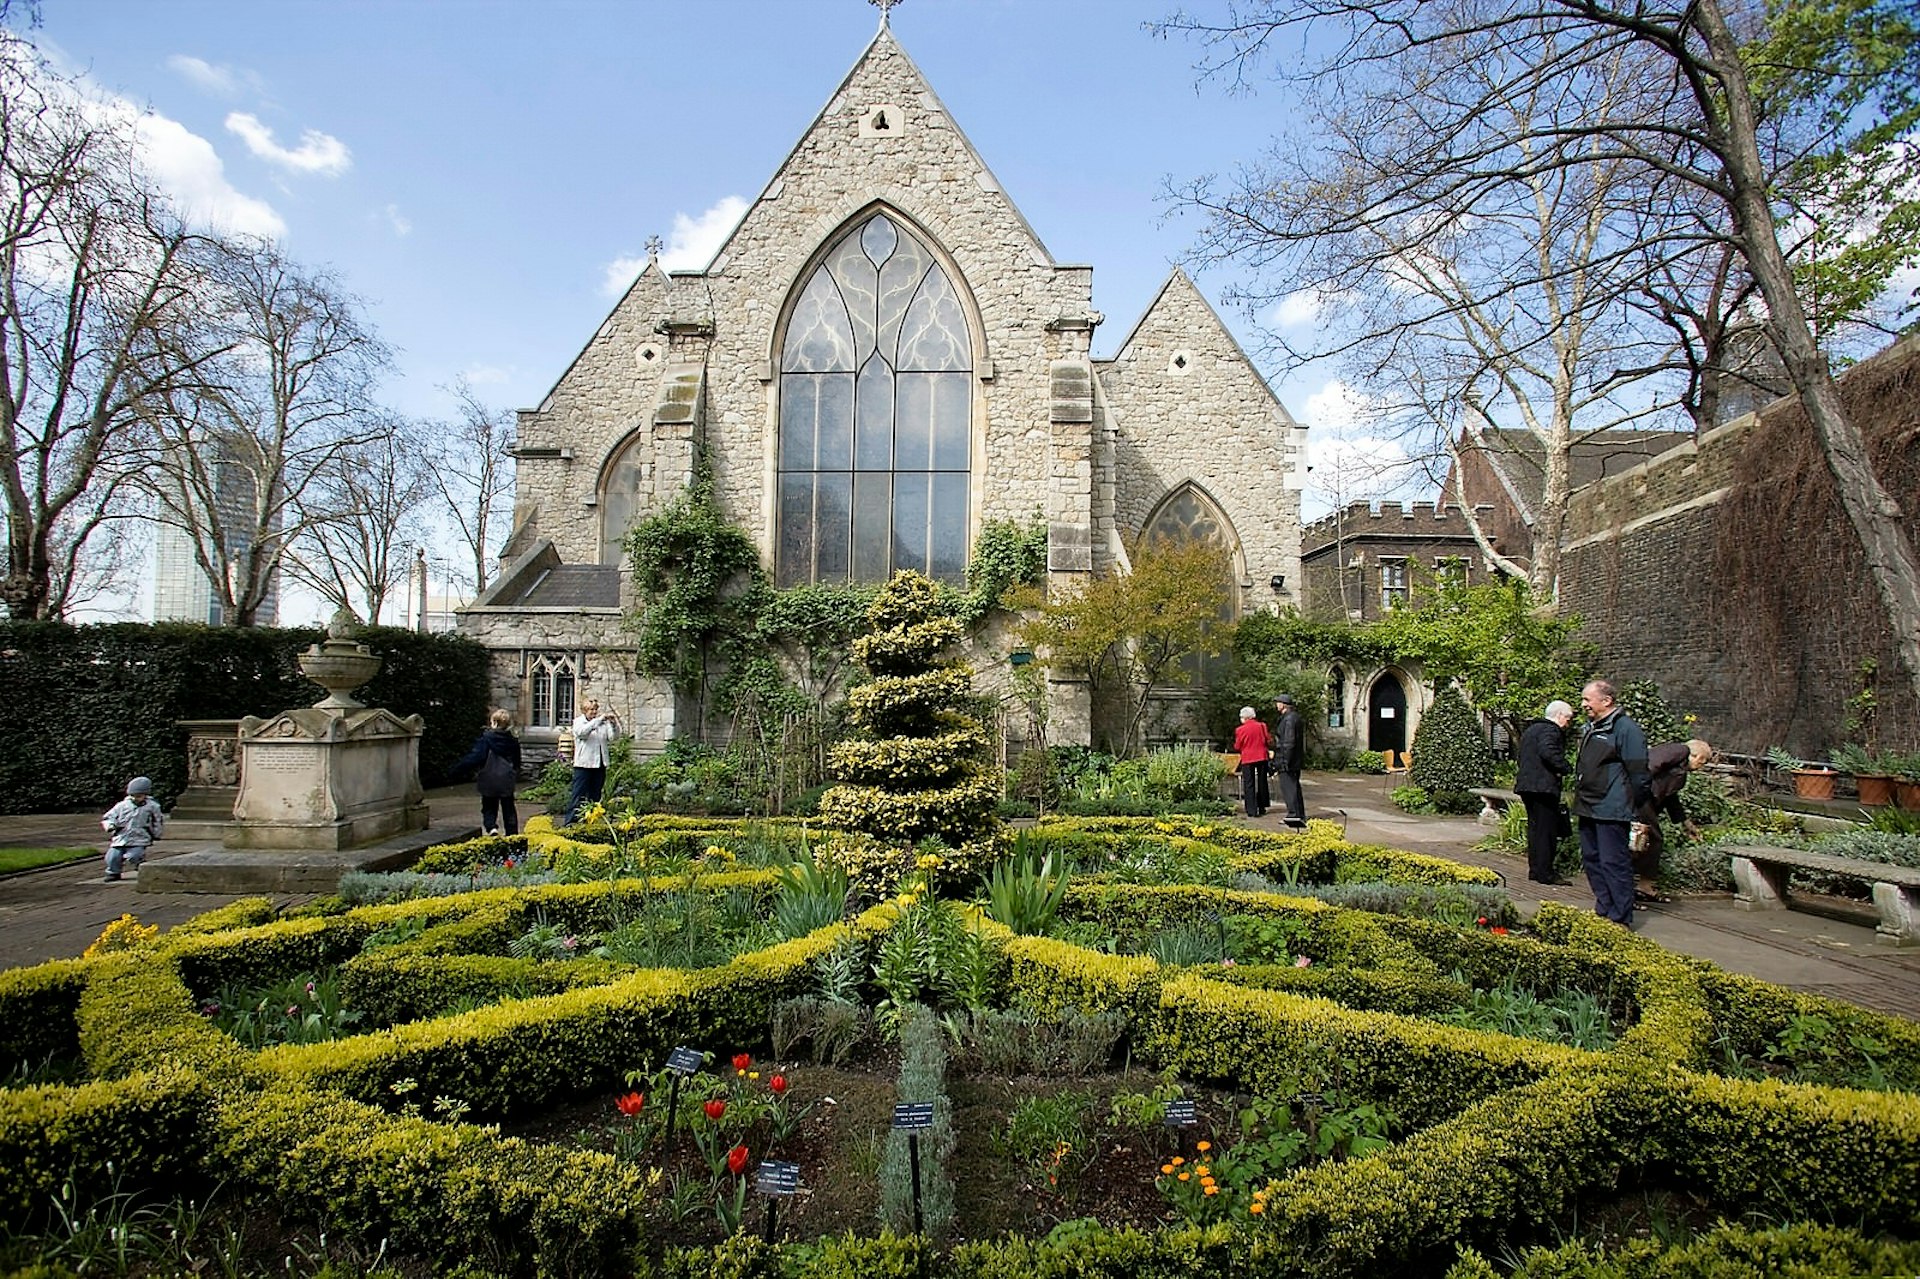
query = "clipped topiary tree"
(1410, 684, 1495, 814)
(818, 572, 1001, 861)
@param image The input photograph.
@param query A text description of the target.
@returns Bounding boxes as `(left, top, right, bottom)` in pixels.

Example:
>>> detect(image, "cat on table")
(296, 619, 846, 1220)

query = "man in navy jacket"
(1573, 679, 1650, 926)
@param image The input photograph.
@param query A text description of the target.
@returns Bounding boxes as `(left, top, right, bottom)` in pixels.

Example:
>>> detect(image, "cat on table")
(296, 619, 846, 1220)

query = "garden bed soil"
(503, 1061, 1232, 1246)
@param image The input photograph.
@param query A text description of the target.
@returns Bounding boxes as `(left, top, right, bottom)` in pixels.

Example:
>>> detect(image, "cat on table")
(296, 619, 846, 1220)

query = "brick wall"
(1561, 335, 1920, 756)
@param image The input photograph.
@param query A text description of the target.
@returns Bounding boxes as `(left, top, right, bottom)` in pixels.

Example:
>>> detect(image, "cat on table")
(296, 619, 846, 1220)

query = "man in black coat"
(1515, 699, 1575, 884)
(1271, 693, 1307, 829)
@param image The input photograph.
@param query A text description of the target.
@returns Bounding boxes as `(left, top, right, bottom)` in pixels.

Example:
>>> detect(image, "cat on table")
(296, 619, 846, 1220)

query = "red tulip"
(769, 1074, 788, 1095)
(616, 1092, 644, 1116)
(704, 1098, 727, 1121)
(728, 1143, 750, 1175)
(732, 1053, 752, 1071)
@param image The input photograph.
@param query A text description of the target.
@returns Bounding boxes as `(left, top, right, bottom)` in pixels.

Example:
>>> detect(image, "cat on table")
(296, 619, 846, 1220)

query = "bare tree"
(424, 376, 514, 593)
(137, 238, 391, 625)
(0, 35, 223, 619)
(282, 413, 434, 623)
(1162, 0, 1920, 696)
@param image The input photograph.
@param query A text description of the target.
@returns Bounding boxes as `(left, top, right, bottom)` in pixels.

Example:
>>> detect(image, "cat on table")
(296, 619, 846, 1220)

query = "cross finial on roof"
(644, 234, 663, 263)
(868, 0, 903, 28)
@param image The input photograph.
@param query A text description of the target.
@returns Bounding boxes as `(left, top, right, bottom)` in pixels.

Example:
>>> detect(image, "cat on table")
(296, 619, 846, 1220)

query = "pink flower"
(1293, 955, 1313, 968)
(1220, 957, 1237, 967)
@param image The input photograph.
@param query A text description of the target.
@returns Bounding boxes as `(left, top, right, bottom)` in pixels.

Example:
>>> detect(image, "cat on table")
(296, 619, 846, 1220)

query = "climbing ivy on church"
(818, 571, 1001, 854)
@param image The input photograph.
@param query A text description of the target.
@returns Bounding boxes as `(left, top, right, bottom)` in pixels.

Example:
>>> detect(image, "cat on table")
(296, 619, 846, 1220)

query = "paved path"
(0, 786, 483, 970)
(5, 776, 1920, 1022)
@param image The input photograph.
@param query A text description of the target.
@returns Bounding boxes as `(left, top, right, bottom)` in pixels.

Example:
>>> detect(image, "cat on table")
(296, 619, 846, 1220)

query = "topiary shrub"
(1615, 677, 1689, 747)
(818, 572, 1001, 863)
(1410, 685, 1494, 814)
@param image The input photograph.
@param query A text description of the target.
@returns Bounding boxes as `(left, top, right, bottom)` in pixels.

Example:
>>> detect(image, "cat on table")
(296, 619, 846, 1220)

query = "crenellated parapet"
(1301, 500, 1495, 554)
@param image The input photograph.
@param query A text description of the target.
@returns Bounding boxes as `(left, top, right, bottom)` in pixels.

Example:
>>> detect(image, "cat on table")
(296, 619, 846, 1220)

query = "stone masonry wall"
(1097, 270, 1301, 615)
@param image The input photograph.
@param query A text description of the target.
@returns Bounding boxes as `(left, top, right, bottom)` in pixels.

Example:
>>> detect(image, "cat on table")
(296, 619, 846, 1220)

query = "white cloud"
(224, 112, 351, 177)
(383, 203, 412, 236)
(600, 253, 649, 298)
(165, 54, 247, 97)
(30, 48, 284, 239)
(1270, 291, 1321, 329)
(661, 196, 748, 270)
(1302, 379, 1378, 434)
(125, 110, 285, 238)
(462, 363, 512, 386)
(601, 195, 749, 296)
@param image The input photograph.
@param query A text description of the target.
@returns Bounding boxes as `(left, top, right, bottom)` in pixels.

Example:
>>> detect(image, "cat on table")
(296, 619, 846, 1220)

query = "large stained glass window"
(778, 211, 971, 586)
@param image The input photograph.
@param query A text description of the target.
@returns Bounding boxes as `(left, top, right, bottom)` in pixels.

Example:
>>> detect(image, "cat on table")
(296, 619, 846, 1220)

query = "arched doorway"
(1368, 670, 1408, 756)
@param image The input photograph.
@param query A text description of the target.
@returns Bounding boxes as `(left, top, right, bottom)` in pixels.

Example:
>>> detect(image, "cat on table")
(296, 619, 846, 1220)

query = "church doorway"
(1368, 671, 1408, 757)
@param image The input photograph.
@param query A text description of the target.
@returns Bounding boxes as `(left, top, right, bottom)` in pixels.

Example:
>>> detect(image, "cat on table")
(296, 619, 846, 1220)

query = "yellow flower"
(916, 852, 945, 870)
(1195, 1141, 1211, 1153)
(749, 1071, 760, 1080)
(1200, 1175, 1214, 1187)
(1203, 1184, 1218, 1196)
(1177, 1172, 1190, 1182)
(1195, 1165, 1210, 1177)
(1250, 1201, 1265, 1215)
(1170, 1156, 1184, 1166)
(1160, 1163, 1174, 1175)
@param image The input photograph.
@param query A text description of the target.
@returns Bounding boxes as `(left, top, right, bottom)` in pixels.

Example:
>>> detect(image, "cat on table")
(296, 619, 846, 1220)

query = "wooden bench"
(1725, 844, 1920, 946)
(1469, 787, 1522, 826)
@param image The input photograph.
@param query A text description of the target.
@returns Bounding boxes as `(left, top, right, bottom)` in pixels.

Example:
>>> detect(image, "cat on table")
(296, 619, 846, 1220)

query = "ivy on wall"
(623, 478, 1045, 734)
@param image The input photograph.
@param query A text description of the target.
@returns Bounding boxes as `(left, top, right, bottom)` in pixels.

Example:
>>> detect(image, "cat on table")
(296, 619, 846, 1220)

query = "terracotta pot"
(1856, 773, 1897, 806)
(1791, 767, 1838, 801)
(1899, 781, 1920, 810)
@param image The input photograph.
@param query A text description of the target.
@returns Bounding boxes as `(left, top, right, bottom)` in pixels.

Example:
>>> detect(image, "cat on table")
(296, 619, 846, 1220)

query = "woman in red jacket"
(1233, 705, 1272, 818)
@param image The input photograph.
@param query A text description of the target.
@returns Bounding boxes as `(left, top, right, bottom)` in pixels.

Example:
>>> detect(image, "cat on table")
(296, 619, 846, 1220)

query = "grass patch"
(0, 846, 95, 874)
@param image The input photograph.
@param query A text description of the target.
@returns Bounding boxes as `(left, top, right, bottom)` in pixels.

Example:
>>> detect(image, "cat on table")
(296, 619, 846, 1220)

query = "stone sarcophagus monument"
(230, 613, 429, 849)
(141, 611, 457, 892)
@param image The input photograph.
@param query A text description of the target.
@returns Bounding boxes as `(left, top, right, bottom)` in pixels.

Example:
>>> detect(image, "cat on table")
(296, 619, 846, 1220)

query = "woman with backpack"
(452, 709, 523, 835)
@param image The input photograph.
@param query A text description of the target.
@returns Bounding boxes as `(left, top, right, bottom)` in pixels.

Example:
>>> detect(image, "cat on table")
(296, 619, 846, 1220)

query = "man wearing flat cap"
(1272, 694, 1307, 829)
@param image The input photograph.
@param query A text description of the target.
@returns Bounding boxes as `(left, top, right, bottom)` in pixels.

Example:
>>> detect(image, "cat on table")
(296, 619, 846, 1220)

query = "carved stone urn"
(299, 607, 383, 710)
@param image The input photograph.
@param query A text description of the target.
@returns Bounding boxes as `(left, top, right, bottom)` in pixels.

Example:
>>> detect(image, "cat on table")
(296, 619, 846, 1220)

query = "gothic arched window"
(777, 211, 972, 586)
(1143, 484, 1241, 682)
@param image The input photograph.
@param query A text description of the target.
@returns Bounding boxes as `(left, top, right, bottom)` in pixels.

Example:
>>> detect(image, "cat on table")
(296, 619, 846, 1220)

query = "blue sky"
(31, 0, 1405, 614)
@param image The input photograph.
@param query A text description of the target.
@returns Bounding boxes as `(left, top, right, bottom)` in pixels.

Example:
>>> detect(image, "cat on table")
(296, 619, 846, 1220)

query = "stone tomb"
(229, 707, 429, 850)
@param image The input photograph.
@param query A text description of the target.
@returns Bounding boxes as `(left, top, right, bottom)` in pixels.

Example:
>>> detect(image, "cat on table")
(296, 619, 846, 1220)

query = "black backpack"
(477, 750, 517, 797)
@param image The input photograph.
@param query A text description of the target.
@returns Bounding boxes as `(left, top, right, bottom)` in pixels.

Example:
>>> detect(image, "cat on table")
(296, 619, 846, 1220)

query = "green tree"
(1369, 574, 1591, 744)
(1012, 537, 1237, 756)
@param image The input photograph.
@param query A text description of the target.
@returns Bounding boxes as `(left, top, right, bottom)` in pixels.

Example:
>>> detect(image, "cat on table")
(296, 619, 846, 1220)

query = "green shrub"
(879, 1003, 955, 1238)
(1409, 686, 1493, 810)
(1349, 750, 1387, 774)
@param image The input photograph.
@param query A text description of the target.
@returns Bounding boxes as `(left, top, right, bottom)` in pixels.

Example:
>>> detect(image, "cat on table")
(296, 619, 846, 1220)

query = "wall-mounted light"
(1269, 574, 1287, 593)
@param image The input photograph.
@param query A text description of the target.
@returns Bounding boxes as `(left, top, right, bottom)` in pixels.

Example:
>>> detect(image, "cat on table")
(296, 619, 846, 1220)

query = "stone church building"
(460, 21, 1304, 758)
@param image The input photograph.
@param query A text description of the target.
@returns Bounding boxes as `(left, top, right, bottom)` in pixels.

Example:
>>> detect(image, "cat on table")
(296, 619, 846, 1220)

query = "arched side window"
(1327, 666, 1347, 728)
(599, 434, 643, 566)
(1142, 484, 1241, 682)
(526, 653, 577, 729)
(777, 210, 971, 586)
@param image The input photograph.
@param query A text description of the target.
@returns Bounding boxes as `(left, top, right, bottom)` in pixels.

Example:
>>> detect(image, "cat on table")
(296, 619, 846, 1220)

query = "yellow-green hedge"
(0, 1066, 215, 1220)
(1148, 972, 1583, 1129)
(0, 958, 86, 1074)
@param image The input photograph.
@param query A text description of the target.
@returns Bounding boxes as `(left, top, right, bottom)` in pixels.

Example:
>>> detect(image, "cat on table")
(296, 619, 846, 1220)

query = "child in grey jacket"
(100, 776, 166, 882)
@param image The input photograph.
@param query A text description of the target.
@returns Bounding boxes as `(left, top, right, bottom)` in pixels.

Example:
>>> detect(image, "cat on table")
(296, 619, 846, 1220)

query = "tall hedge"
(0, 623, 490, 814)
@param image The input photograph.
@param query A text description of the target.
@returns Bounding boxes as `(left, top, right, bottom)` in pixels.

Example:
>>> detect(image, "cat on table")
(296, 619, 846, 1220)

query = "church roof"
(701, 23, 1058, 273)
(492, 564, 621, 609)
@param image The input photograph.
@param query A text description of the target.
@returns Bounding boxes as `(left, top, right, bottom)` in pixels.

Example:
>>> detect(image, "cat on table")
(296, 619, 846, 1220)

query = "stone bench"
(1726, 844, 1920, 946)
(1469, 787, 1522, 826)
